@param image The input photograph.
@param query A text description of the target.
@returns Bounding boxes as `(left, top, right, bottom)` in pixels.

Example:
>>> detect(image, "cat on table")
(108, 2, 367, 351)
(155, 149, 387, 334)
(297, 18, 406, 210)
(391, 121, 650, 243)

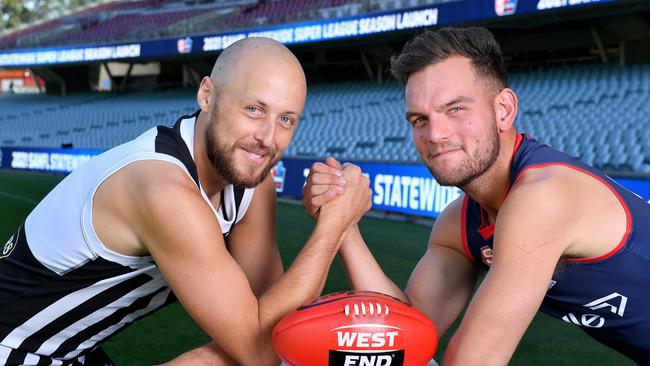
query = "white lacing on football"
(344, 302, 390, 318)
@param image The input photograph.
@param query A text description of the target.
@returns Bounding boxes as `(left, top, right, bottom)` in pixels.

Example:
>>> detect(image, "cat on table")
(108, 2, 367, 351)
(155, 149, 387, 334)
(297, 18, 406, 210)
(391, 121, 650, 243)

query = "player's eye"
(410, 116, 426, 127)
(279, 115, 294, 127)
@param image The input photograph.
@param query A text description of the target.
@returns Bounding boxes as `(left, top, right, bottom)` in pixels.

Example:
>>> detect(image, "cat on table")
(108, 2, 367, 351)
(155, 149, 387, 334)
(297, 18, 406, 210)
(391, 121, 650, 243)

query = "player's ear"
(197, 76, 213, 112)
(494, 87, 517, 132)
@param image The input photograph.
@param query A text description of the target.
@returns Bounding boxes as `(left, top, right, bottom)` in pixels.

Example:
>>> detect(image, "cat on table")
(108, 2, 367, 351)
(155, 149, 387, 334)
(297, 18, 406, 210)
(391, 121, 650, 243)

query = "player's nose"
(254, 117, 276, 147)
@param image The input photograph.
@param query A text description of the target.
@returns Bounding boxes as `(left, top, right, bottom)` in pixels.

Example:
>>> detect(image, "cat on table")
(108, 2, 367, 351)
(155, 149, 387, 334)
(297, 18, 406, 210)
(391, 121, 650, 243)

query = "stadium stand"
(53, 8, 209, 45)
(0, 19, 64, 49)
(0, 1, 234, 49)
(285, 81, 414, 162)
(0, 90, 196, 149)
(0, 0, 449, 49)
(291, 63, 650, 175)
(1, 1, 649, 364)
(1, 63, 650, 174)
(512, 63, 650, 174)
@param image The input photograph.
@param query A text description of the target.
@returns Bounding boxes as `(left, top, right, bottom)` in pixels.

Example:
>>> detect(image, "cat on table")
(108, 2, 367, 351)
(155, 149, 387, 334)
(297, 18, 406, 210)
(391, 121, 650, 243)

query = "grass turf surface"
(0, 170, 634, 365)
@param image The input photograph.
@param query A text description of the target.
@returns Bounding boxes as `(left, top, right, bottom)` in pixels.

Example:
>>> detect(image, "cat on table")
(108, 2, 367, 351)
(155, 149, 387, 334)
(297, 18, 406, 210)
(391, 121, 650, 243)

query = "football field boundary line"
(0, 190, 39, 205)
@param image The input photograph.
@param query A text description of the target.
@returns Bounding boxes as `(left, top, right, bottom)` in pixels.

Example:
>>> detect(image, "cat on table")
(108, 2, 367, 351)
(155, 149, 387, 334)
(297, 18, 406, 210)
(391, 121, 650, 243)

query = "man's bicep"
(137, 180, 263, 364)
(228, 175, 283, 297)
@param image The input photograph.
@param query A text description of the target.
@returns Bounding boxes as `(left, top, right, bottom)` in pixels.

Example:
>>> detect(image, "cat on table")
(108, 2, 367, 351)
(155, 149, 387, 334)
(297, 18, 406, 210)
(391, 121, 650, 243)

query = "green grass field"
(0, 170, 634, 365)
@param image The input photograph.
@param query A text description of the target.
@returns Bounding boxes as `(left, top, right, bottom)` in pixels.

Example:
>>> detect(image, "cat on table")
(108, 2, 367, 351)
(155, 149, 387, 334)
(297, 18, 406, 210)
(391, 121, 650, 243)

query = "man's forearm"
(258, 217, 348, 331)
(339, 225, 406, 302)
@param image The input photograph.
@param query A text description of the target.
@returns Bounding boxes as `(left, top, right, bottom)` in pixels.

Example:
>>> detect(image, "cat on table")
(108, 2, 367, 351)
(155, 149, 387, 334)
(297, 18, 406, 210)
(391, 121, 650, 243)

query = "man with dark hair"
(390, 27, 507, 89)
(304, 27, 650, 364)
(0, 37, 372, 365)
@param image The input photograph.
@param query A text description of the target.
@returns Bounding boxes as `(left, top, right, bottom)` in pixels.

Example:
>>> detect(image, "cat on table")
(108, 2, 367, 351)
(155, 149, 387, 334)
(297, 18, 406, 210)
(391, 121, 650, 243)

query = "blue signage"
(0, 0, 618, 67)
(0, 146, 105, 174)
(272, 158, 650, 218)
(266, 158, 462, 218)
(269, 157, 650, 218)
(2, 147, 646, 218)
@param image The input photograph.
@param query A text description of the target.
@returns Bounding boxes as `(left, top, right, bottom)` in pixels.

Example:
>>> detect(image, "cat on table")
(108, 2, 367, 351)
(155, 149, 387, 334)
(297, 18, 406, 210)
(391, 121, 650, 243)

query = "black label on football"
(328, 350, 404, 366)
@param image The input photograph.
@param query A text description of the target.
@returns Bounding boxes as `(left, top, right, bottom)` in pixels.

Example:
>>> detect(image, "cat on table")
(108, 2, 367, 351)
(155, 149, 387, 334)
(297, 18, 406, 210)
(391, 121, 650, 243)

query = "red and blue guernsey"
(461, 134, 650, 364)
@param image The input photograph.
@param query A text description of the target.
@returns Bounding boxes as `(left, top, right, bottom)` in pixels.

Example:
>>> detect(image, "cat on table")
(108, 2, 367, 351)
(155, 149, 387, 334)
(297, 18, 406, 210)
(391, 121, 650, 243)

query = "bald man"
(0, 38, 372, 365)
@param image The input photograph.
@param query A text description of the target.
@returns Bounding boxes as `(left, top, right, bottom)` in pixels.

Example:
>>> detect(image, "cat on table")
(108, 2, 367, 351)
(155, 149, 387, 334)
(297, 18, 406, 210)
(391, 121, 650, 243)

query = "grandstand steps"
(1, 63, 650, 174)
(166, 6, 240, 36)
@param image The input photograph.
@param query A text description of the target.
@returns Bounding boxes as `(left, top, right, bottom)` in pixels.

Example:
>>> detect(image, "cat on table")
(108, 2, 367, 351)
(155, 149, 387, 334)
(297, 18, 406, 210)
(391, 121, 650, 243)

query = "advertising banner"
(0, 0, 618, 67)
(0, 147, 104, 174)
(270, 157, 649, 218)
(1, 147, 645, 218)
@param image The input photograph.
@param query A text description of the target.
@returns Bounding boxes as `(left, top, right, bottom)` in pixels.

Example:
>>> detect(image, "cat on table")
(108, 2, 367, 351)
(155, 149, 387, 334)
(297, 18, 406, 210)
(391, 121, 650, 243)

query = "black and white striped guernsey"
(0, 111, 254, 365)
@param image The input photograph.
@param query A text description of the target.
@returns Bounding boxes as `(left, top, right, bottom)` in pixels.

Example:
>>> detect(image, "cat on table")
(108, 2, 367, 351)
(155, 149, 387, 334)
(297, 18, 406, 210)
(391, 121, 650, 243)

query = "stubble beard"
(425, 122, 501, 188)
(204, 113, 278, 188)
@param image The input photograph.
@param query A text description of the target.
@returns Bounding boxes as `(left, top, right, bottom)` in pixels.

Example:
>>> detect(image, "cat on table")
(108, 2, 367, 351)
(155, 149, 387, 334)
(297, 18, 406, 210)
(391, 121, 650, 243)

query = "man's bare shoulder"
(507, 165, 586, 213)
(93, 159, 205, 256)
(504, 164, 627, 258)
(499, 166, 578, 229)
(125, 160, 226, 253)
(125, 160, 213, 231)
(497, 165, 595, 255)
(125, 159, 201, 201)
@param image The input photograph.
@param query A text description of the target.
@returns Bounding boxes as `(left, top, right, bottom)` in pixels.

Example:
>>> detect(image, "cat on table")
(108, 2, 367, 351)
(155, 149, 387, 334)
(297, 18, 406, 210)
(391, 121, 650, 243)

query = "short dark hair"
(390, 27, 507, 89)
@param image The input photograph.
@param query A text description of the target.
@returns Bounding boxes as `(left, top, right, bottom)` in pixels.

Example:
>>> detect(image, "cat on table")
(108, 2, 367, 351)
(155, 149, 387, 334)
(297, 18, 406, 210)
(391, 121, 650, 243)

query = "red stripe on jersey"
(474, 133, 524, 241)
(477, 209, 495, 240)
(461, 195, 476, 263)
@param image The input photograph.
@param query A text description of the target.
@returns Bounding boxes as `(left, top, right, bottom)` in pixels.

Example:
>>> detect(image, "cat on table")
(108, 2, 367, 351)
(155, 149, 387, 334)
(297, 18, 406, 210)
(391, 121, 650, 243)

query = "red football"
(273, 291, 437, 366)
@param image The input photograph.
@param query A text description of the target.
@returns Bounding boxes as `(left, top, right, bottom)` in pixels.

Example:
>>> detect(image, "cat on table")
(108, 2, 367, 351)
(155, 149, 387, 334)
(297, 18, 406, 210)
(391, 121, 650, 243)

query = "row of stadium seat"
(0, 0, 444, 49)
(1, 63, 649, 174)
(0, 90, 194, 149)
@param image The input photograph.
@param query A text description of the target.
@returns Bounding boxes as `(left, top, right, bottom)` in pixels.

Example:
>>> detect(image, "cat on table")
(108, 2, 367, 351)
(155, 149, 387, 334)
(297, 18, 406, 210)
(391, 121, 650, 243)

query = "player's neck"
(461, 133, 517, 218)
(193, 111, 230, 197)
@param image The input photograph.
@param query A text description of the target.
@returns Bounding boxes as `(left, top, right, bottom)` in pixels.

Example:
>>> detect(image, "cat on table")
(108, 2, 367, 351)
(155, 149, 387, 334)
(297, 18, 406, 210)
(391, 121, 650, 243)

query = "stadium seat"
(1, 62, 650, 175)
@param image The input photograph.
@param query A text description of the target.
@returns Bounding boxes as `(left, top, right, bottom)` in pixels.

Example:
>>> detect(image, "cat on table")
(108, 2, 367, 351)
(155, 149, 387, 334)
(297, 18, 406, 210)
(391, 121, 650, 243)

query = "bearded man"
(0, 37, 372, 366)
(304, 27, 650, 365)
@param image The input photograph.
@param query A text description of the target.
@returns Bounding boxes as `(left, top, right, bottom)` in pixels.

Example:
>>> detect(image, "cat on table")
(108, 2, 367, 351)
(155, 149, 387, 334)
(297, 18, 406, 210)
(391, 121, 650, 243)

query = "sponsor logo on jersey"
(495, 0, 517, 16)
(271, 161, 286, 193)
(562, 313, 605, 328)
(177, 37, 193, 54)
(583, 292, 627, 317)
(1, 233, 16, 259)
(329, 350, 404, 366)
(480, 245, 493, 266)
(561, 292, 628, 328)
(548, 280, 557, 289)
